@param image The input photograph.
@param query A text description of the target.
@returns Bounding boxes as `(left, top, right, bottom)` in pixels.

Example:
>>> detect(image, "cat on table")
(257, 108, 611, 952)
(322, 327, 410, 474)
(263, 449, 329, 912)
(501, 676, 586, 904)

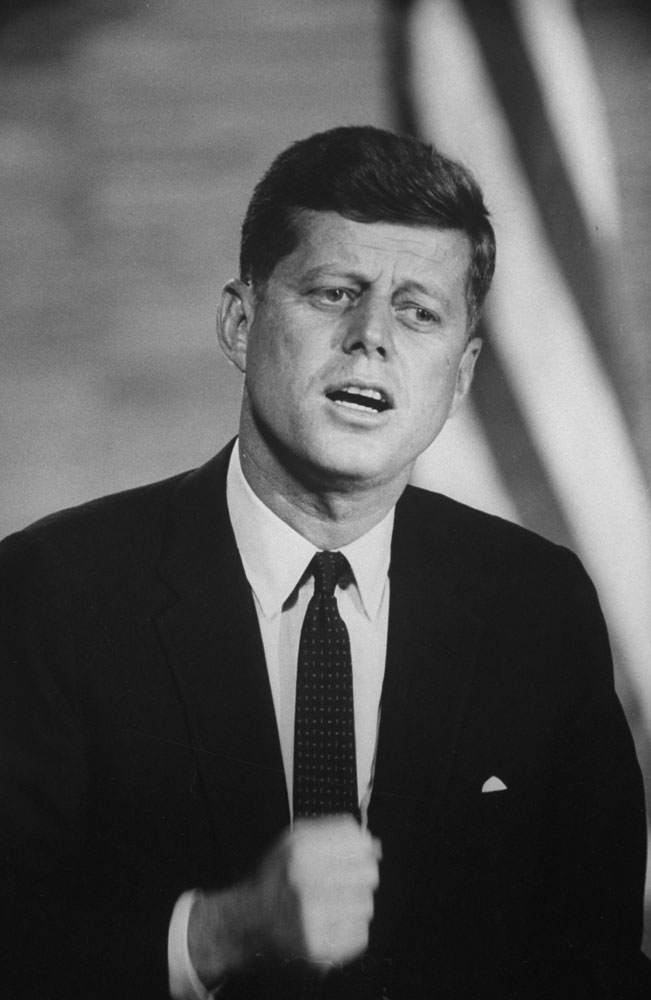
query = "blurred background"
(1, 0, 649, 950)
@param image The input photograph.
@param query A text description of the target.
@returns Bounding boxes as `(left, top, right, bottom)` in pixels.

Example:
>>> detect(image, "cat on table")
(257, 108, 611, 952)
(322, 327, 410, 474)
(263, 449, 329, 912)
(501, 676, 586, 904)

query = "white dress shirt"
(169, 444, 393, 999)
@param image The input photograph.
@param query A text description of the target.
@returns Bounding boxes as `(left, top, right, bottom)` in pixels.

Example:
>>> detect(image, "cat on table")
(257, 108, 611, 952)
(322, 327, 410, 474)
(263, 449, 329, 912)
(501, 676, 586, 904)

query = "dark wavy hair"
(240, 125, 496, 332)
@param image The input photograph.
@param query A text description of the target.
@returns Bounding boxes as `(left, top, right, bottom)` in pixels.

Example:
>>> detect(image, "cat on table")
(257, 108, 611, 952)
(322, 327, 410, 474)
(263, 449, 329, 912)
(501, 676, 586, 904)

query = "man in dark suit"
(1, 126, 649, 999)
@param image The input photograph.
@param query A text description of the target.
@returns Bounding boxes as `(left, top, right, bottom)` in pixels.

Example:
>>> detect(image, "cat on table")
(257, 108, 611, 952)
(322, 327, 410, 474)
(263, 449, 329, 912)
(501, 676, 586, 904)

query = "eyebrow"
(393, 280, 453, 313)
(299, 264, 367, 283)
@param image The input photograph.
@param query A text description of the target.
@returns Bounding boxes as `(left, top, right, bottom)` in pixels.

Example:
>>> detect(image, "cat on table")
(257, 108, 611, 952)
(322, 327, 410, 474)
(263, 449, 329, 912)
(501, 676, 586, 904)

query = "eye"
(319, 287, 350, 303)
(309, 286, 356, 308)
(397, 304, 441, 329)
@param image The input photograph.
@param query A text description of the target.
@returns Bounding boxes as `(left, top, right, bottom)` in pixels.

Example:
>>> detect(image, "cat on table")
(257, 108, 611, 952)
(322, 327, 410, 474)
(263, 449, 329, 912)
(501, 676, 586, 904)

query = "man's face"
(223, 211, 481, 495)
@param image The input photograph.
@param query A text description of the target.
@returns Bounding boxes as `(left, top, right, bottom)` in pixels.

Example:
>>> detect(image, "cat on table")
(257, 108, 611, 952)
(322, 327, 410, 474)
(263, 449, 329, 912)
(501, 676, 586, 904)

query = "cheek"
(410, 355, 456, 402)
(246, 345, 309, 419)
(406, 371, 460, 439)
(246, 334, 293, 395)
(251, 321, 311, 374)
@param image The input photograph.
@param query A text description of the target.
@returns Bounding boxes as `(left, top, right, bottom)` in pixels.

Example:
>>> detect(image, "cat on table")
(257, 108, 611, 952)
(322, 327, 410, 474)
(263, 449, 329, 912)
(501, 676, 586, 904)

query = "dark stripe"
(382, 1, 420, 137)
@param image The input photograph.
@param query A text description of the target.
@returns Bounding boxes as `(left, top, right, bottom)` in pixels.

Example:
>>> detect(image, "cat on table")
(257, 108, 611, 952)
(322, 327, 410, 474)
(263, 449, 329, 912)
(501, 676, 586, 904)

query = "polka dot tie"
(293, 551, 359, 821)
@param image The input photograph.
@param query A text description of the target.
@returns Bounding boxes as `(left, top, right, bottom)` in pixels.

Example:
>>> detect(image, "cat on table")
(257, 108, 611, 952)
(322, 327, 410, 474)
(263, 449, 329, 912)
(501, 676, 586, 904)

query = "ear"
(216, 279, 255, 374)
(450, 336, 482, 416)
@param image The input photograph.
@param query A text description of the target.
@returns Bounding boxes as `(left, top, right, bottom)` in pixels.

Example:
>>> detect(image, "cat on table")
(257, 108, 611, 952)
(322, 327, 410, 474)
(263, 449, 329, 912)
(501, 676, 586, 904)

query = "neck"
(237, 439, 408, 550)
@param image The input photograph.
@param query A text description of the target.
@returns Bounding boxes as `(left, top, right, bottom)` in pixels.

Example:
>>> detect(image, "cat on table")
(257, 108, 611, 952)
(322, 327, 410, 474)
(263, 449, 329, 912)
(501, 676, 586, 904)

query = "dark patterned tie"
(293, 551, 359, 821)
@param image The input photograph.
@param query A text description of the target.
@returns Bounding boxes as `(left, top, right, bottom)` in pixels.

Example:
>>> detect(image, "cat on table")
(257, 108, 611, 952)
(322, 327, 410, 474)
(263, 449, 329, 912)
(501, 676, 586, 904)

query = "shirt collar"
(226, 443, 394, 622)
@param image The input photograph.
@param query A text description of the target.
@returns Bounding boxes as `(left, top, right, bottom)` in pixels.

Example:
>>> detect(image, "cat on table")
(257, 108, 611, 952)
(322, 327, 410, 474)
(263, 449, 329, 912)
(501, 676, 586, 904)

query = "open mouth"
(326, 386, 391, 414)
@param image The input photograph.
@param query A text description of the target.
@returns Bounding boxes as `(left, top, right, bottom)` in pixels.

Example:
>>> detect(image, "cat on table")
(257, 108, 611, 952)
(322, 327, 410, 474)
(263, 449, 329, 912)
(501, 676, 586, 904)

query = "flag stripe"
(470, 336, 575, 543)
(510, 0, 621, 245)
(413, 402, 521, 523)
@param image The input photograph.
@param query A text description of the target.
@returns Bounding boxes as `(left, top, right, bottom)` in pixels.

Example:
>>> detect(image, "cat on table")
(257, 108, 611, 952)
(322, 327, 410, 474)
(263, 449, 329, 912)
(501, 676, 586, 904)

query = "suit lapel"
(153, 446, 289, 883)
(368, 488, 485, 945)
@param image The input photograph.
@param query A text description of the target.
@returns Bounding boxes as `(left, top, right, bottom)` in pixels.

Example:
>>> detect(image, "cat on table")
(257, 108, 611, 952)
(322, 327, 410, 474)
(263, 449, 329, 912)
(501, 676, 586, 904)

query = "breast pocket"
(443, 768, 550, 886)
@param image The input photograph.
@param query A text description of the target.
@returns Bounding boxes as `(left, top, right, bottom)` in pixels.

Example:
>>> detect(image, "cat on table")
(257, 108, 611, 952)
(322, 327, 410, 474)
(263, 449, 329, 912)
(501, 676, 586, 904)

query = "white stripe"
(412, 404, 521, 523)
(408, 0, 651, 756)
(511, 0, 621, 245)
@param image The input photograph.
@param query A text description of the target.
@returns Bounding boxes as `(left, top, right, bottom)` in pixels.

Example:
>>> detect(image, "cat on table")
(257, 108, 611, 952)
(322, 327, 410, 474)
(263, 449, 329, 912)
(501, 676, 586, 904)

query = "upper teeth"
(342, 386, 383, 400)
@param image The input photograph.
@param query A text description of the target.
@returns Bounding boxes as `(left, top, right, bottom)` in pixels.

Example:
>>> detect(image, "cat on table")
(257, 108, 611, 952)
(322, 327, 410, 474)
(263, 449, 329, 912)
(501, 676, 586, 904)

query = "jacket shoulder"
(0, 444, 233, 576)
(401, 484, 569, 555)
(1, 470, 189, 568)
(398, 484, 587, 596)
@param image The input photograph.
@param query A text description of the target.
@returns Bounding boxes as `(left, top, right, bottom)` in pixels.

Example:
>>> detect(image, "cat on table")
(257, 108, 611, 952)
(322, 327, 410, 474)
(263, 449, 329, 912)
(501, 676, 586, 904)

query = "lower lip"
(327, 398, 391, 424)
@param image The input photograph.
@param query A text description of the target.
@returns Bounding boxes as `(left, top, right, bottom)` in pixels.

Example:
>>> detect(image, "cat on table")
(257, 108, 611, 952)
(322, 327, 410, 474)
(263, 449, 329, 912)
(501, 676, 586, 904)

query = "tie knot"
(310, 551, 348, 597)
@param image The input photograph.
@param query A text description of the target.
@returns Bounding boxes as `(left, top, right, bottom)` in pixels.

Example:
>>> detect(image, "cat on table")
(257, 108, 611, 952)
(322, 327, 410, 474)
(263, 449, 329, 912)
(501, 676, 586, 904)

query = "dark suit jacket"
(1, 443, 649, 999)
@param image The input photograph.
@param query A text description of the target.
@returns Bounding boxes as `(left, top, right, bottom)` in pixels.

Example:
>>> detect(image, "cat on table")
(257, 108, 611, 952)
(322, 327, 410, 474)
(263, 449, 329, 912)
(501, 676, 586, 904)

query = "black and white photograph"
(1, 1, 650, 997)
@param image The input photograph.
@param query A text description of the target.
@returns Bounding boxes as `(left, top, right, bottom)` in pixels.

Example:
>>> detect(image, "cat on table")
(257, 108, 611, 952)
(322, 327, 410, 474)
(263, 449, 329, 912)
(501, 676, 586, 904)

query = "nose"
(341, 296, 391, 358)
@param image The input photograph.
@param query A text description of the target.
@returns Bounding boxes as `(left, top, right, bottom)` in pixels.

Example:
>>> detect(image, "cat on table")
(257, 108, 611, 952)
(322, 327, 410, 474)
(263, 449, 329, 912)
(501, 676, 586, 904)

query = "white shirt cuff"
(168, 890, 216, 1000)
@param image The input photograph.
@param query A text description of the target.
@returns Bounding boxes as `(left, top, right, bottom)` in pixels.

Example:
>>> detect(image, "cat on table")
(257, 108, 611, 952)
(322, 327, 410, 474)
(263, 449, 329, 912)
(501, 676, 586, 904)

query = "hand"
(188, 815, 381, 988)
(255, 815, 381, 966)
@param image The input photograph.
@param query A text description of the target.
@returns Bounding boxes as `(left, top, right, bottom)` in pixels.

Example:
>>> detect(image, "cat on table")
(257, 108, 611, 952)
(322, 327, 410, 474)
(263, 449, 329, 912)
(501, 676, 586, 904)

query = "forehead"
(278, 210, 471, 288)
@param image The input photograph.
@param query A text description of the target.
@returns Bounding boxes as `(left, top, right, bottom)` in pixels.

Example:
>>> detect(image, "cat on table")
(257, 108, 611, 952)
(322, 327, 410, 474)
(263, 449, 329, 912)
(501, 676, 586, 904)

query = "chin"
(305, 449, 402, 491)
(273, 427, 406, 490)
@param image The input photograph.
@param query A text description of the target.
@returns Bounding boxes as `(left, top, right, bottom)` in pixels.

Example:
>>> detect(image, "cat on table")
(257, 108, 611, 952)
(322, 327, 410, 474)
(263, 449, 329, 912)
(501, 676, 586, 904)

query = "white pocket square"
(482, 776, 507, 793)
